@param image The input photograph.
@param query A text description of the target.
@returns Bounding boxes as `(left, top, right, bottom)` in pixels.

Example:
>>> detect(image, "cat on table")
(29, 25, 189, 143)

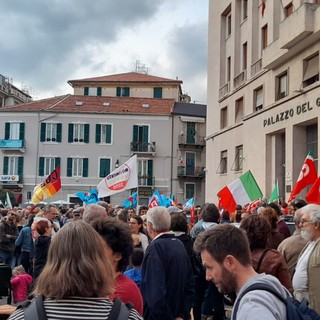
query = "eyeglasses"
(300, 219, 313, 225)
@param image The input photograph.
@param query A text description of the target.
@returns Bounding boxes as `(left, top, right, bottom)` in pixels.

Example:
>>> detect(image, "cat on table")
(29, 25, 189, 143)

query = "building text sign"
(0, 175, 19, 182)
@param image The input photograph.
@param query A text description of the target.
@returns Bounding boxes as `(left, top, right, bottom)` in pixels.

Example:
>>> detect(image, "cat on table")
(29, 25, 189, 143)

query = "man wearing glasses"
(292, 204, 320, 313)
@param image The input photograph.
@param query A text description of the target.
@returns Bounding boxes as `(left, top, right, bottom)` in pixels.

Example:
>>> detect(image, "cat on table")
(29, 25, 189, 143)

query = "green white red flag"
(288, 152, 317, 203)
(217, 170, 262, 213)
(306, 176, 320, 204)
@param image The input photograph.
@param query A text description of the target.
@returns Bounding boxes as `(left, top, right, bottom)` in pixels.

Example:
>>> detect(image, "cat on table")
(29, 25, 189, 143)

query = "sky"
(0, 0, 208, 104)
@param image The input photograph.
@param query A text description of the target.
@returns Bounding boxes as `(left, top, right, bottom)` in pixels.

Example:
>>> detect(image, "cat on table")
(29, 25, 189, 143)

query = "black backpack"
(232, 282, 320, 320)
(20, 295, 132, 320)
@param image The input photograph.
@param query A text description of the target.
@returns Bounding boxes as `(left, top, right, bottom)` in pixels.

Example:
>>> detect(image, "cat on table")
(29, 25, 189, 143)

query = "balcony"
(178, 135, 205, 149)
(138, 175, 155, 187)
(219, 82, 230, 99)
(130, 141, 156, 155)
(0, 139, 25, 152)
(177, 166, 205, 179)
(234, 70, 247, 89)
(251, 59, 262, 77)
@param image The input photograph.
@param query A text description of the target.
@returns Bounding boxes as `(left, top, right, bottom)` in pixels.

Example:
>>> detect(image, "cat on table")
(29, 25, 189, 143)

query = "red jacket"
(11, 273, 32, 303)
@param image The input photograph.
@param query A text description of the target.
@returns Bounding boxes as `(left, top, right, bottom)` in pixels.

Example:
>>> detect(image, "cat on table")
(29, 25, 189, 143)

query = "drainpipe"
(170, 114, 174, 195)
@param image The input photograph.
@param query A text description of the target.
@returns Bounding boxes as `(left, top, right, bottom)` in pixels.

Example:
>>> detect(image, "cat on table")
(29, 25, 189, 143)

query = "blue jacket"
(15, 226, 32, 252)
(141, 233, 195, 320)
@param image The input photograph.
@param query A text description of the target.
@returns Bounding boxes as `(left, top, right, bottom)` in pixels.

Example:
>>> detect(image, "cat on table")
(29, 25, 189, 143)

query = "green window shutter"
(99, 158, 111, 178)
(68, 124, 74, 143)
(39, 157, 45, 176)
(143, 126, 148, 142)
(3, 157, 8, 174)
(123, 87, 130, 97)
(40, 123, 46, 142)
(84, 87, 89, 95)
(83, 158, 89, 177)
(84, 124, 90, 143)
(116, 87, 121, 97)
(19, 123, 25, 140)
(133, 125, 139, 142)
(18, 157, 24, 176)
(106, 125, 111, 143)
(57, 124, 62, 142)
(67, 158, 73, 177)
(55, 157, 61, 169)
(153, 87, 163, 98)
(147, 160, 153, 185)
(5, 123, 10, 139)
(97, 87, 102, 96)
(95, 124, 101, 143)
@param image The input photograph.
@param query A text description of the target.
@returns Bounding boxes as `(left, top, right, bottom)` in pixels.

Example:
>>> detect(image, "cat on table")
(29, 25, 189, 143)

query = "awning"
(180, 116, 205, 123)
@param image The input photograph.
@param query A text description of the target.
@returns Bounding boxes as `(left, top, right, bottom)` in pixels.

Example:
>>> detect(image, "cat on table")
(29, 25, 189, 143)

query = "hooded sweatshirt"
(11, 273, 33, 303)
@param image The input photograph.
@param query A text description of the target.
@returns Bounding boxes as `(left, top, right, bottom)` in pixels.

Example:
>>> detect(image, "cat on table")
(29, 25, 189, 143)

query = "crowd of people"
(0, 197, 319, 319)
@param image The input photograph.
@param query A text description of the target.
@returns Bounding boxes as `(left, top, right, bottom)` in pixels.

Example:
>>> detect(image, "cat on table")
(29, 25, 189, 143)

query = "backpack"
(232, 282, 320, 320)
(20, 295, 132, 320)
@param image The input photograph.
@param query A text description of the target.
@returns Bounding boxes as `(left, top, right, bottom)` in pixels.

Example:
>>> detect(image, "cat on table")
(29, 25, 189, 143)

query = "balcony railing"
(219, 82, 230, 99)
(251, 59, 262, 77)
(178, 135, 205, 147)
(0, 139, 25, 151)
(130, 141, 156, 154)
(138, 175, 155, 187)
(177, 166, 205, 178)
(234, 69, 247, 89)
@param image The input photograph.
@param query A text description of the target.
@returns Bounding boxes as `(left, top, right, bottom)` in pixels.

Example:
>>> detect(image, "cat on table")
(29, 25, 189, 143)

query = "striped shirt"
(8, 297, 142, 320)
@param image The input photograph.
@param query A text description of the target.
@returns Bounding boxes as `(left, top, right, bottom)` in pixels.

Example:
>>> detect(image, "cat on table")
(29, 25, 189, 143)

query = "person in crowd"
(7, 220, 142, 320)
(12, 212, 24, 268)
(129, 214, 149, 252)
(195, 205, 202, 223)
(14, 214, 35, 274)
(43, 204, 60, 237)
(10, 265, 32, 304)
(138, 205, 148, 217)
(268, 202, 291, 239)
(141, 206, 195, 320)
(194, 224, 287, 320)
(292, 204, 320, 313)
(33, 219, 51, 280)
(127, 208, 136, 218)
(230, 204, 243, 223)
(71, 208, 82, 221)
(220, 210, 231, 224)
(259, 207, 284, 249)
(124, 248, 144, 288)
(277, 207, 308, 278)
(0, 210, 19, 265)
(117, 208, 129, 223)
(240, 214, 292, 291)
(91, 217, 143, 316)
(83, 204, 108, 224)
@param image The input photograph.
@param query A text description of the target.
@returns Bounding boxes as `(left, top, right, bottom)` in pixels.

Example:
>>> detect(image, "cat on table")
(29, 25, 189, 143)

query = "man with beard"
(292, 204, 320, 313)
(194, 224, 287, 320)
(0, 211, 19, 265)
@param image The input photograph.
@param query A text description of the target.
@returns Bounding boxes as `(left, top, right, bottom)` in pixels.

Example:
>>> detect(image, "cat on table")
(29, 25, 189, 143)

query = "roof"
(172, 102, 206, 118)
(68, 72, 183, 86)
(0, 94, 175, 116)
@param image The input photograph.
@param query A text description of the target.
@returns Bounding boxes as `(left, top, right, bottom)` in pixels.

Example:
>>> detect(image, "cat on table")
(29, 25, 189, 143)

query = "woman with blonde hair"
(8, 220, 142, 320)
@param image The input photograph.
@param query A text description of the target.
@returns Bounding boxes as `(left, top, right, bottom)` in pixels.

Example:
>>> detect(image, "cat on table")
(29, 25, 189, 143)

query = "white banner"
(97, 155, 138, 198)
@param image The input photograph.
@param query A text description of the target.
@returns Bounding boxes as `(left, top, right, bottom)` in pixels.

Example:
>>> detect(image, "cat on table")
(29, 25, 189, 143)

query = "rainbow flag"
(32, 167, 61, 203)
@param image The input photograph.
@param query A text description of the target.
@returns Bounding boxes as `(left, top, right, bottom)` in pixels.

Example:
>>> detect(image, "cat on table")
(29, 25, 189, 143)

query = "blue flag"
(76, 188, 99, 204)
(122, 192, 137, 209)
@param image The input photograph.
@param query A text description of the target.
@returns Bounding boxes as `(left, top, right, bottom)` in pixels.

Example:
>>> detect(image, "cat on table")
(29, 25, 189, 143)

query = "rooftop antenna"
(135, 60, 149, 74)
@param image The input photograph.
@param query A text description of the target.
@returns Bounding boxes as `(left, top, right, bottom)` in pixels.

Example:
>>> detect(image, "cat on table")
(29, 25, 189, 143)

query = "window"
(3, 156, 23, 176)
(99, 158, 111, 178)
(84, 87, 102, 96)
(254, 87, 263, 111)
(234, 145, 243, 171)
(116, 87, 130, 97)
(138, 159, 153, 186)
(39, 157, 60, 176)
(219, 150, 228, 174)
(242, 0, 248, 20)
(186, 152, 196, 175)
(5, 122, 25, 140)
(227, 56, 231, 82)
(303, 54, 319, 87)
(235, 97, 244, 123)
(40, 123, 62, 142)
(306, 124, 318, 169)
(242, 42, 247, 70)
(285, 3, 293, 17)
(277, 72, 288, 100)
(221, 107, 228, 129)
(67, 158, 88, 177)
(153, 87, 163, 98)
(96, 124, 112, 144)
(227, 12, 232, 37)
(186, 122, 196, 144)
(68, 124, 89, 143)
(132, 125, 149, 152)
(262, 24, 268, 50)
(185, 183, 195, 200)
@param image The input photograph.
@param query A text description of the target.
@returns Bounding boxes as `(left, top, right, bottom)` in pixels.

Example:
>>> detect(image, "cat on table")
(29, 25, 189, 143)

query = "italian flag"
(217, 170, 262, 213)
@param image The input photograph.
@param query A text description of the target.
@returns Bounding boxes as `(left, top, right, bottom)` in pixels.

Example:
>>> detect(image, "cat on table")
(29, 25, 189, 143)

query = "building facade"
(206, 0, 320, 203)
(0, 72, 206, 206)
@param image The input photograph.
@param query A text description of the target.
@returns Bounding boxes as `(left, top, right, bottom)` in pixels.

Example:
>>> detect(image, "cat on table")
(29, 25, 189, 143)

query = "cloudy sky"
(0, 0, 208, 104)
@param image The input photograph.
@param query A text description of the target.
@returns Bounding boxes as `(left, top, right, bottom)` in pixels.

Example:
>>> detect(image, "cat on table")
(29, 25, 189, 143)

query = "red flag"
(246, 199, 261, 213)
(262, 0, 266, 17)
(288, 153, 317, 202)
(306, 177, 320, 204)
